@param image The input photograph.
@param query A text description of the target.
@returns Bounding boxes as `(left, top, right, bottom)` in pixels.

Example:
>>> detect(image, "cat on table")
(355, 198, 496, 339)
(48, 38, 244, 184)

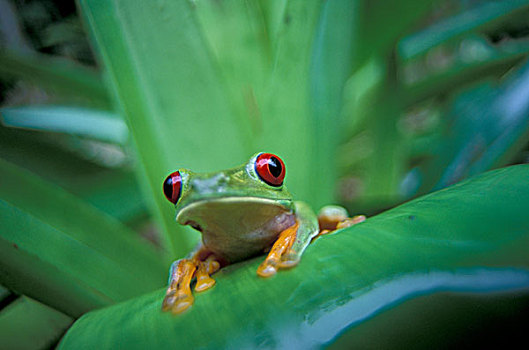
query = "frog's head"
(162, 153, 294, 234)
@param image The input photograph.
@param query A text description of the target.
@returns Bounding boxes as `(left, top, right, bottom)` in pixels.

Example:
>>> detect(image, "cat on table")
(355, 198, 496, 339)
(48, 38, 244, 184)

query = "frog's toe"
(195, 275, 215, 292)
(194, 257, 220, 292)
(318, 205, 349, 230)
(162, 288, 195, 314)
(278, 253, 300, 268)
(336, 215, 366, 229)
(171, 293, 194, 314)
(161, 290, 177, 312)
(257, 260, 278, 277)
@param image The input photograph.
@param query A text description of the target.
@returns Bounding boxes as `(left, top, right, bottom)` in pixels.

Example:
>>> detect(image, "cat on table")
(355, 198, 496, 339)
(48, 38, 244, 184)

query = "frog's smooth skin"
(161, 152, 365, 314)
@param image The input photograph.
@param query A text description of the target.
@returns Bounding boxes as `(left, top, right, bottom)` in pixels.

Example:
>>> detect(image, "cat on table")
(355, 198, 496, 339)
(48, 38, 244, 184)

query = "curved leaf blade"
(0, 159, 166, 317)
(59, 164, 529, 348)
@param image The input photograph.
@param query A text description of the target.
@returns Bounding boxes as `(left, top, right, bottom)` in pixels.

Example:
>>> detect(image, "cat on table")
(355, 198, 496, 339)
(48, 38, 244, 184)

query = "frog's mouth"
(176, 197, 293, 233)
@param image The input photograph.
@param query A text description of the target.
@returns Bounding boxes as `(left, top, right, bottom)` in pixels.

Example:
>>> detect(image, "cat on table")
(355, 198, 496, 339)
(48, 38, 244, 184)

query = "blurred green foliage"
(1, 0, 529, 348)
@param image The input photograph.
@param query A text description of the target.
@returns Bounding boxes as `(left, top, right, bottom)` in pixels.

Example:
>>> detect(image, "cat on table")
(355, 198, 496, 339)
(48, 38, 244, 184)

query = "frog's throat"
(175, 197, 293, 224)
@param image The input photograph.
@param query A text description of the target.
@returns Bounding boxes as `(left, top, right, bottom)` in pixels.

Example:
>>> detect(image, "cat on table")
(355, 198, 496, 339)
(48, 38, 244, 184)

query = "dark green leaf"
(0, 159, 167, 317)
(59, 164, 529, 348)
(0, 296, 73, 350)
(398, 1, 529, 60)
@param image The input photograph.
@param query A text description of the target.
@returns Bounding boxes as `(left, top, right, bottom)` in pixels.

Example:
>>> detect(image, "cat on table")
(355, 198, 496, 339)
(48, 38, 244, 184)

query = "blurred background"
(1, 0, 529, 348)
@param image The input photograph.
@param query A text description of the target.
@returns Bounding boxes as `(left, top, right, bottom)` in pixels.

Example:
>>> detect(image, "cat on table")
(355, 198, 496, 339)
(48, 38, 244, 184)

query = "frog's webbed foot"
(162, 250, 220, 314)
(162, 259, 196, 314)
(317, 205, 366, 236)
(195, 256, 220, 292)
(257, 222, 300, 277)
(258, 202, 321, 277)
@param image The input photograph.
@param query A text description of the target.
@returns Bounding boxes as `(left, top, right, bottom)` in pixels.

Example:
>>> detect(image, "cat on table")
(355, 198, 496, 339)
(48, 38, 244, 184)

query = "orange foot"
(162, 254, 220, 314)
(257, 222, 300, 277)
(317, 205, 366, 236)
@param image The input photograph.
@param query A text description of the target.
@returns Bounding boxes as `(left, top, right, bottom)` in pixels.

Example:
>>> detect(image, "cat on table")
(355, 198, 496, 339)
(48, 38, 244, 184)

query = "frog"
(161, 152, 365, 314)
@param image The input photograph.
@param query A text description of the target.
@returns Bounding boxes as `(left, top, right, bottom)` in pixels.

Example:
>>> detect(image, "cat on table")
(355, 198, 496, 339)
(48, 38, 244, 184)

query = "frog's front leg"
(258, 201, 319, 277)
(162, 245, 221, 314)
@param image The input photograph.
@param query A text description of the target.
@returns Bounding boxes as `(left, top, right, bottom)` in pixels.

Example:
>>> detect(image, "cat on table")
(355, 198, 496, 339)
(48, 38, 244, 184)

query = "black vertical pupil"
(164, 177, 174, 199)
(268, 156, 282, 177)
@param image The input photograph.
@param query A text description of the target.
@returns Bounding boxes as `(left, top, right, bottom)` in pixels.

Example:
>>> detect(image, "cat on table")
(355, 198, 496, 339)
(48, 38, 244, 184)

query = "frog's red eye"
(163, 171, 182, 204)
(255, 153, 285, 187)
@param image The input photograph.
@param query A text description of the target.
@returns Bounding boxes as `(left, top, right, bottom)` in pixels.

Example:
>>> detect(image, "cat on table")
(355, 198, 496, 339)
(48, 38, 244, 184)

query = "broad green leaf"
(0, 49, 110, 108)
(259, 0, 287, 49)
(59, 164, 529, 349)
(1, 233, 109, 318)
(0, 159, 166, 317)
(398, 1, 529, 60)
(79, 0, 247, 256)
(0, 296, 72, 350)
(308, 0, 358, 208)
(1, 106, 127, 145)
(193, 0, 269, 147)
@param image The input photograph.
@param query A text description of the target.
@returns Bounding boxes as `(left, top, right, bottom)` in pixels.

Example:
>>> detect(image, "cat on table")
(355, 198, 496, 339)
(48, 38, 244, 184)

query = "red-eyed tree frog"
(161, 153, 365, 314)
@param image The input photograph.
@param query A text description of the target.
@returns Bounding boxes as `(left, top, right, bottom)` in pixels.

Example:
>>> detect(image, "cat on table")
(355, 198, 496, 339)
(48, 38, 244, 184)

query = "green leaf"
(308, 0, 357, 208)
(76, 171, 147, 223)
(255, 0, 323, 204)
(0, 159, 167, 317)
(0, 106, 127, 145)
(339, 58, 407, 209)
(79, 0, 248, 256)
(0, 49, 110, 108)
(398, 1, 529, 60)
(59, 164, 529, 348)
(418, 60, 529, 192)
(193, 0, 269, 146)
(0, 296, 73, 350)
